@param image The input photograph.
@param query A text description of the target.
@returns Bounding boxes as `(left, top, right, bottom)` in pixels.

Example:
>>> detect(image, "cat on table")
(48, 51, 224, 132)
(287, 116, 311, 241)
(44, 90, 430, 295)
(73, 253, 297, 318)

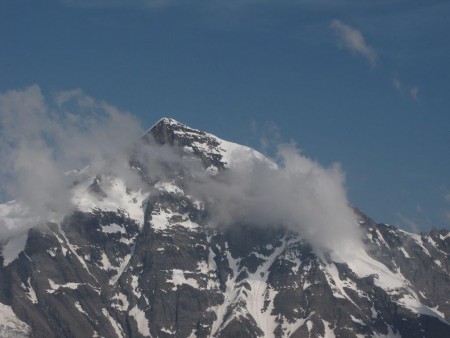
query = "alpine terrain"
(0, 118, 449, 338)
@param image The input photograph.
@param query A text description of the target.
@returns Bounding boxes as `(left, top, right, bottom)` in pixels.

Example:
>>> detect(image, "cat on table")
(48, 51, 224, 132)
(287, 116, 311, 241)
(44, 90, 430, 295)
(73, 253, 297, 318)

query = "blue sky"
(1, 0, 449, 231)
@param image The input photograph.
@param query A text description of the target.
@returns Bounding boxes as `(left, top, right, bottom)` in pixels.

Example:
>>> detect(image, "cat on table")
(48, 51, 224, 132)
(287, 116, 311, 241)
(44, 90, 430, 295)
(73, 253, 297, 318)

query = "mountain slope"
(0, 118, 449, 338)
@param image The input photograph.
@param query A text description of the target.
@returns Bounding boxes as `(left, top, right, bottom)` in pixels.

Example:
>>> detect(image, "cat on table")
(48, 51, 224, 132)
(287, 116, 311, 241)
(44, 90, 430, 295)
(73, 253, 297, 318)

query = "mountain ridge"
(0, 117, 449, 338)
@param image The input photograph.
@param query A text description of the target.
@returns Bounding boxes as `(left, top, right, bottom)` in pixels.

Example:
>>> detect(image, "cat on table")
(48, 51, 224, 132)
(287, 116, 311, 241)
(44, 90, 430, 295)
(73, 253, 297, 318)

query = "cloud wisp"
(0, 85, 143, 238)
(393, 76, 402, 92)
(330, 19, 378, 67)
(410, 86, 419, 101)
(329, 20, 421, 99)
(186, 143, 361, 254)
(392, 75, 419, 101)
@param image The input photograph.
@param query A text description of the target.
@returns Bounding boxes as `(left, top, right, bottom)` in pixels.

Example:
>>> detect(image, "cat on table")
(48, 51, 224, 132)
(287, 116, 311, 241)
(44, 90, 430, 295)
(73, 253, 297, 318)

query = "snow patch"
(375, 230, 389, 248)
(100, 252, 113, 271)
(101, 223, 125, 234)
(371, 305, 378, 319)
(281, 316, 308, 337)
(150, 208, 172, 230)
(350, 315, 365, 325)
(47, 279, 99, 295)
(399, 247, 410, 258)
(197, 260, 209, 274)
(439, 232, 450, 240)
(210, 238, 288, 338)
(168, 269, 199, 290)
(112, 292, 129, 311)
(102, 308, 125, 338)
(150, 207, 199, 231)
(72, 175, 146, 226)
(209, 248, 241, 336)
(407, 233, 432, 257)
(155, 181, 183, 195)
(218, 138, 277, 170)
(322, 319, 336, 338)
(244, 240, 287, 338)
(161, 327, 176, 335)
(110, 253, 132, 285)
(47, 248, 57, 257)
(372, 325, 401, 338)
(430, 305, 446, 319)
(129, 305, 152, 337)
(26, 278, 38, 304)
(47, 279, 82, 293)
(322, 262, 368, 306)
(333, 248, 406, 291)
(207, 236, 218, 272)
(130, 274, 142, 297)
(396, 293, 449, 324)
(0, 302, 30, 337)
(74, 301, 88, 316)
(55, 226, 99, 283)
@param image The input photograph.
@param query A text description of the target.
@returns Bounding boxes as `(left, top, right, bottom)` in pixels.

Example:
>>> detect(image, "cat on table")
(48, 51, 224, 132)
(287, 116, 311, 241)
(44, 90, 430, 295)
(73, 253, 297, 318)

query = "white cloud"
(330, 19, 378, 67)
(329, 21, 421, 101)
(0, 85, 143, 238)
(392, 75, 420, 101)
(410, 86, 419, 100)
(187, 143, 361, 254)
(393, 76, 402, 92)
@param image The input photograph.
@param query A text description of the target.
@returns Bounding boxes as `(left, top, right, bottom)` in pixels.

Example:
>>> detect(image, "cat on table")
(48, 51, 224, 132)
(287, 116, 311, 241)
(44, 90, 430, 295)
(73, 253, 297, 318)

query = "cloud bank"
(330, 19, 378, 67)
(1, 85, 360, 254)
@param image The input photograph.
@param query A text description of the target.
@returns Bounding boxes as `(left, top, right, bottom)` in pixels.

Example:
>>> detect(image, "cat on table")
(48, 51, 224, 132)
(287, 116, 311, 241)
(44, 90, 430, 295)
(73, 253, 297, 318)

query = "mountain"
(0, 117, 449, 338)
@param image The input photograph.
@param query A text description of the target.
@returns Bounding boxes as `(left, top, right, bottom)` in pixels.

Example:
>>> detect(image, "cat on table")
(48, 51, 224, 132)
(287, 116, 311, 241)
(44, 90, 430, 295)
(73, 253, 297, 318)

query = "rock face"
(0, 118, 449, 338)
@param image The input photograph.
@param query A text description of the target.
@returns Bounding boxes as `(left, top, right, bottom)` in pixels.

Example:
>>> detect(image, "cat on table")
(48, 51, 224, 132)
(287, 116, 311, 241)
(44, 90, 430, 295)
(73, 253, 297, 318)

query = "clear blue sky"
(1, 0, 449, 231)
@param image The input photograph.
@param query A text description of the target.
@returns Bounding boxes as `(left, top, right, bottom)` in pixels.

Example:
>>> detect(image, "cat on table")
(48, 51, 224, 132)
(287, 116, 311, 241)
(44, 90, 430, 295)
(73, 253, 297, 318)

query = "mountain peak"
(143, 117, 272, 171)
(154, 117, 181, 127)
(143, 117, 203, 145)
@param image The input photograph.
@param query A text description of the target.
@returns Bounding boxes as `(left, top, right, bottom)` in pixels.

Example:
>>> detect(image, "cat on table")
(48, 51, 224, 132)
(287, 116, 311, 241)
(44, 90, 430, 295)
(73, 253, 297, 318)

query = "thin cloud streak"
(330, 19, 378, 67)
